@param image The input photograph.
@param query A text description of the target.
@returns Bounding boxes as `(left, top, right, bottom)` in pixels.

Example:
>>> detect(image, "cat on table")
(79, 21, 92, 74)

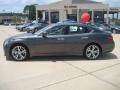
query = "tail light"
(107, 35, 113, 41)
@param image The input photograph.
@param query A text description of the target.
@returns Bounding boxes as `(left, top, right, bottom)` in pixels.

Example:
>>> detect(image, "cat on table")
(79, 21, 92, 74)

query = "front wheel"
(84, 44, 101, 60)
(10, 45, 29, 61)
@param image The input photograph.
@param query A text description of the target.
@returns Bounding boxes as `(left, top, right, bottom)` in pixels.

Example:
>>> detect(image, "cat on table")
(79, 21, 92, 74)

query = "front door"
(35, 25, 66, 55)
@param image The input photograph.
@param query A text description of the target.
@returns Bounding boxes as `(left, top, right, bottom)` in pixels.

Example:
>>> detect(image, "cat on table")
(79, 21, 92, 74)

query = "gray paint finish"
(3, 23, 115, 60)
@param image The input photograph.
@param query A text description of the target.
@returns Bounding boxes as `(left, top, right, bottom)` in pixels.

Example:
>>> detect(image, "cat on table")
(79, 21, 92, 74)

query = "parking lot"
(0, 25, 120, 90)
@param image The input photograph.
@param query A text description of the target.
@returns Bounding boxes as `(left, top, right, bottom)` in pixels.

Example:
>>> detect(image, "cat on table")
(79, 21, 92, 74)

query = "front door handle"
(57, 38, 65, 41)
(81, 37, 89, 39)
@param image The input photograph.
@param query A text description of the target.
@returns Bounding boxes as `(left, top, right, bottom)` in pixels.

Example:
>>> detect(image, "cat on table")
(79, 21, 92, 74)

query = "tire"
(113, 30, 116, 34)
(84, 44, 101, 60)
(10, 45, 29, 61)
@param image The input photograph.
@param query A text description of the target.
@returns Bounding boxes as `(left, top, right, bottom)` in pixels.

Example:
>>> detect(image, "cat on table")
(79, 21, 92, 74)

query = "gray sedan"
(3, 23, 115, 61)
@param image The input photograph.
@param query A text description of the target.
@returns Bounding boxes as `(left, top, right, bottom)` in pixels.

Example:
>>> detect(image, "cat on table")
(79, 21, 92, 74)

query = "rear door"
(63, 25, 91, 54)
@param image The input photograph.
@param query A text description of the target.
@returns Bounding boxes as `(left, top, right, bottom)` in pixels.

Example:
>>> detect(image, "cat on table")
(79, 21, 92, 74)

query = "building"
(36, 0, 120, 24)
(0, 13, 27, 24)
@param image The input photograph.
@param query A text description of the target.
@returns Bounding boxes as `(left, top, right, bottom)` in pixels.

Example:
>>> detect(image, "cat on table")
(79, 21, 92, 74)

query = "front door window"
(46, 25, 65, 35)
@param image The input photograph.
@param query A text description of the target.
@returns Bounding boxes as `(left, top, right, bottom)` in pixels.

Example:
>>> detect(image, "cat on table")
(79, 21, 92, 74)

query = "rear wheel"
(84, 44, 101, 60)
(10, 45, 29, 61)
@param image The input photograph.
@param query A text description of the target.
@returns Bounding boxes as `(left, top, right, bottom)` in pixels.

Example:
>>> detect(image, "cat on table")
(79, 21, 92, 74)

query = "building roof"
(72, 0, 102, 4)
(36, 0, 109, 10)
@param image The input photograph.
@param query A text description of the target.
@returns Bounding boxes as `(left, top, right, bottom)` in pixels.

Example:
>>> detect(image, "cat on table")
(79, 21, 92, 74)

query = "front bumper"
(3, 41, 10, 57)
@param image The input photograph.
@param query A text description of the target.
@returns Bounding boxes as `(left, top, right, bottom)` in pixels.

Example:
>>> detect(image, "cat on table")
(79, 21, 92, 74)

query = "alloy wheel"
(11, 45, 27, 61)
(85, 44, 100, 60)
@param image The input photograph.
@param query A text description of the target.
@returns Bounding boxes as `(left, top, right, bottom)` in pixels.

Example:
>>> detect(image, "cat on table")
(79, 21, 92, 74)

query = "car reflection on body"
(4, 22, 115, 61)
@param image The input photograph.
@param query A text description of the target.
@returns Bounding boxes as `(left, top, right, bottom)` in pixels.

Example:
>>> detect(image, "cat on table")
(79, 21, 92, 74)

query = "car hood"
(9, 33, 37, 40)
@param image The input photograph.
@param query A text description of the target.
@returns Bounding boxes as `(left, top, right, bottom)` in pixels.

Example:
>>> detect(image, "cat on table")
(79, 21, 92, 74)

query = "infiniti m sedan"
(4, 23, 115, 61)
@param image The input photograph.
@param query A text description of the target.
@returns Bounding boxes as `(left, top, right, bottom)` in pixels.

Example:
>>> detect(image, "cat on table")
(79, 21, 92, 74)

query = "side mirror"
(42, 32, 47, 38)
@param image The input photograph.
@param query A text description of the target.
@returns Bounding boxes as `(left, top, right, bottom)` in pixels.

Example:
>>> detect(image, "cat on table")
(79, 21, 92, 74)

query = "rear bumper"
(102, 41, 115, 53)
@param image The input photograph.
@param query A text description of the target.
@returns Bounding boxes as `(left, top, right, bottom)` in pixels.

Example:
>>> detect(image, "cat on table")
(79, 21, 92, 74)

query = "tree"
(23, 4, 38, 20)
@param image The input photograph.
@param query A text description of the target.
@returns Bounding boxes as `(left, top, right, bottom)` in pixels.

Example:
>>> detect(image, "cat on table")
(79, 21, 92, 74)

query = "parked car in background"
(4, 22, 115, 61)
(16, 23, 33, 32)
(110, 25, 120, 34)
(26, 23, 48, 33)
(101, 23, 120, 34)
(3, 22, 10, 26)
(32, 20, 49, 24)
(87, 22, 112, 33)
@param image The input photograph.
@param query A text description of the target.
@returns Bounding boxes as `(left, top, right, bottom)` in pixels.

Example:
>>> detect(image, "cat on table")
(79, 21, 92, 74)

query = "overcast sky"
(0, 0, 119, 13)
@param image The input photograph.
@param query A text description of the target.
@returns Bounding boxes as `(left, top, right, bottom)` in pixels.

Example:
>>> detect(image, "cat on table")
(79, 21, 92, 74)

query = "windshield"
(34, 24, 56, 35)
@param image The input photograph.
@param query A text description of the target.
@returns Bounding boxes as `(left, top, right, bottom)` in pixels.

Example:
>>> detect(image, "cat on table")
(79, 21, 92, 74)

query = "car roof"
(55, 22, 85, 26)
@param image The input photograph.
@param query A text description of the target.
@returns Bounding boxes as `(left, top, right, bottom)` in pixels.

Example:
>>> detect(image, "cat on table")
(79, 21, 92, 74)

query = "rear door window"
(64, 25, 92, 35)
(69, 26, 79, 34)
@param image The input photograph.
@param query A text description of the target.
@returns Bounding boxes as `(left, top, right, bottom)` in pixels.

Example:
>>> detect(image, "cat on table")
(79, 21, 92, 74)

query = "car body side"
(3, 27, 115, 58)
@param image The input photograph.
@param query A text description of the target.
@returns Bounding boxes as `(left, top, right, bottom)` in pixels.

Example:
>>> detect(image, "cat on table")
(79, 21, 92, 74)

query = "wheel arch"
(9, 43, 30, 57)
(84, 42, 102, 54)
